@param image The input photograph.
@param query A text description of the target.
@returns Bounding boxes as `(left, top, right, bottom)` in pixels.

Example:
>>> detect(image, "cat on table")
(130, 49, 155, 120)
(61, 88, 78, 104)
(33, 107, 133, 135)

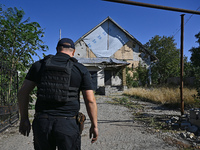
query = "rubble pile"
(166, 108, 200, 146)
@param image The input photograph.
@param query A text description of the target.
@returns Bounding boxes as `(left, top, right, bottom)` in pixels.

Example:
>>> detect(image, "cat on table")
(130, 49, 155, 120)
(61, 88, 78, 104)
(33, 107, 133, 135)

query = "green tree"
(183, 56, 195, 78)
(190, 32, 200, 68)
(126, 62, 148, 87)
(126, 67, 139, 88)
(145, 35, 180, 84)
(189, 32, 200, 100)
(0, 6, 48, 70)
(136, 62, 148, 86)
(0, 6, 48, 102)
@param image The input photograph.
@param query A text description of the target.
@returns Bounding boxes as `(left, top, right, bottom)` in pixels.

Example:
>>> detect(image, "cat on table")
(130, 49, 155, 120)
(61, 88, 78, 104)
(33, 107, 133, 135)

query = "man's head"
(56, 38, 75, 56)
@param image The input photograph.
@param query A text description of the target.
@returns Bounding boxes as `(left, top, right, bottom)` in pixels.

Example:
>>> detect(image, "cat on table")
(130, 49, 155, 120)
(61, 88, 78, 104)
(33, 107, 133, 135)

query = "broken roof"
(76, 57, 130, 67)
(75, 16, 158, 61)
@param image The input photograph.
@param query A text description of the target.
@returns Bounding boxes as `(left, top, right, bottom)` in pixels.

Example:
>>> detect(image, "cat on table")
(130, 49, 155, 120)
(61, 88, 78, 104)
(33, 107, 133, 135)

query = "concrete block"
(171, 123, 179, 129)
(190, 109, 197, 119)
(166, 120, 171, 124)
(171, 116, 179, 123)
(188, 125, 198, 133)
(180, 132, 187, 138)
(190, 118, 200, 128)
(181, 122, 191, 128)
(181, 114, 188, 121)
(188, 133, 195, 139)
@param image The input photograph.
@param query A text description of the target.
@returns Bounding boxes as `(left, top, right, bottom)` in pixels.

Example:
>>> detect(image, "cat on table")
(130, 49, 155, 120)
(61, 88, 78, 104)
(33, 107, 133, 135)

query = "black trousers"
(32, 114, 81, 150)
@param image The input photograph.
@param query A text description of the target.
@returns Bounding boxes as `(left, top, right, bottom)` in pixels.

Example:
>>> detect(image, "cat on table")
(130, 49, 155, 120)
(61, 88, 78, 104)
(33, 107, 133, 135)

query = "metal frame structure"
(103, 0, 200, 15)
(103, 0, 200, 115)
(0, 60, 19, 132)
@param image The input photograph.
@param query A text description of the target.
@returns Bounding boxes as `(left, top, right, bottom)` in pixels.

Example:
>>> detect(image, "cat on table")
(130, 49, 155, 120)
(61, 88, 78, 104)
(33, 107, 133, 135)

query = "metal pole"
(103, 0, 200, 15)
(59, 29, 61, 40)
(180, 14, 185, 115)
(103, 0, 200, 116)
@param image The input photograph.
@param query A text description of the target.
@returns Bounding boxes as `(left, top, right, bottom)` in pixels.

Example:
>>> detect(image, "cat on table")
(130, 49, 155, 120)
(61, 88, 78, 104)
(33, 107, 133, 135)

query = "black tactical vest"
(37, 55, 79, 102)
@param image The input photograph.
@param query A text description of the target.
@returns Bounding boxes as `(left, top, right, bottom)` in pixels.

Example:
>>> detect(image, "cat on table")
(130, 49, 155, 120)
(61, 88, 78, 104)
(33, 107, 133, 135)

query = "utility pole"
(103, 0, 200, 115)
(180, 14, 185, 115)
(59, 29, 61, 40)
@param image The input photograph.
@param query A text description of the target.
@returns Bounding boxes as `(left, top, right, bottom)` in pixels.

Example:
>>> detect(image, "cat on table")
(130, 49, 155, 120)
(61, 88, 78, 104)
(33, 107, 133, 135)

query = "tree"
(126, 67, 139, 88)
(145, 35, 180, 84)
(183, 56, 195, 78)
(190, 32, 200, 68)
(126, 62, 148, 87)
(0, 6, 48, 102)
(189, 32, 200, 100)
(0, 6, 48, 70)
(135, 62, 148, 86)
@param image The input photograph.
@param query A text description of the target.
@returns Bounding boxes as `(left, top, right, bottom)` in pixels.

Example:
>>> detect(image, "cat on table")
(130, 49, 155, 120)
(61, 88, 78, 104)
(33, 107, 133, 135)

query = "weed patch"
(123, 87, 198, 109)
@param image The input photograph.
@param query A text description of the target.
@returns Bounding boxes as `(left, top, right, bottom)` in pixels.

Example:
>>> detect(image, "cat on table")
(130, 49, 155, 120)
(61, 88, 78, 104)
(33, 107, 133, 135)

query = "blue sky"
(1, 0, 200, 61)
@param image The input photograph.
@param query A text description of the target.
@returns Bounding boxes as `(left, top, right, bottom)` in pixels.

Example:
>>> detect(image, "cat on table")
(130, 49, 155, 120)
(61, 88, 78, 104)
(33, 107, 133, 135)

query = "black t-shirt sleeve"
(75, 63, 94, 91)
(80, 69, 94, 90)
(25, 61, 42, 84)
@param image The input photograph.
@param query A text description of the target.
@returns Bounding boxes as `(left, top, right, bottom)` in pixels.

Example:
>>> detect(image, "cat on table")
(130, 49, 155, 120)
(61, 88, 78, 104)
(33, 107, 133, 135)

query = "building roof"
(76, 57, 130, 67)
(75, 16, 158, 61)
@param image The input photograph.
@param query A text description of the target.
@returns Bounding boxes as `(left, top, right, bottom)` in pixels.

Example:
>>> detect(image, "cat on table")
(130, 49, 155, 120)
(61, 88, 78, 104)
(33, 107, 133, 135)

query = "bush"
(126, 62, 148, 88)
(194, 67, 200, 102)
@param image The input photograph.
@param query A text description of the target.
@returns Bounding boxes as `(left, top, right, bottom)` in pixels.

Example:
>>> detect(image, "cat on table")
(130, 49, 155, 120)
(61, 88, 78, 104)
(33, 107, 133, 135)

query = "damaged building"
(74, 16, 157, 95)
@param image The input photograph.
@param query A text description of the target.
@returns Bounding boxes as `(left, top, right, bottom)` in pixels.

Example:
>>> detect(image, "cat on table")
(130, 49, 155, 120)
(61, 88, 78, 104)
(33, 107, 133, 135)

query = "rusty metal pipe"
(103, 0, 200, 15)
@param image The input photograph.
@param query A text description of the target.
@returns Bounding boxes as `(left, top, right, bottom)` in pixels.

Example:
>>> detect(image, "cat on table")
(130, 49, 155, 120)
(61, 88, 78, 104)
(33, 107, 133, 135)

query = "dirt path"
(0, 94, 179, 150)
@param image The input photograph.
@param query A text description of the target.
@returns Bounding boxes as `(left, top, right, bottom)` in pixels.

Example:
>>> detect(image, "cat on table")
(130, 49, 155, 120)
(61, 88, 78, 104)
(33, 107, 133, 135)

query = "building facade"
(74, 17, 157, 94)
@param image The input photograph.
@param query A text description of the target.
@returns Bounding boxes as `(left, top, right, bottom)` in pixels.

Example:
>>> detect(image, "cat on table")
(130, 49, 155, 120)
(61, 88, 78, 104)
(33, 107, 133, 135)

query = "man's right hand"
(82, 90, 98, 143)
(19, 119, 31, 137)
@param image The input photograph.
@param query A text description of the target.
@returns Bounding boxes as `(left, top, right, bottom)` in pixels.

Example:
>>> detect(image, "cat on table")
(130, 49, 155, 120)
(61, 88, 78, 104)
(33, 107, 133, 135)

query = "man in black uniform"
(18, 38, 98, 150)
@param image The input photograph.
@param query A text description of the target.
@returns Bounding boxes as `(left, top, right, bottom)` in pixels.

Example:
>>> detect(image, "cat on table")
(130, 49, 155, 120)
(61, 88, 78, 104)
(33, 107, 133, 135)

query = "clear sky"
(1, 0, 200, 62)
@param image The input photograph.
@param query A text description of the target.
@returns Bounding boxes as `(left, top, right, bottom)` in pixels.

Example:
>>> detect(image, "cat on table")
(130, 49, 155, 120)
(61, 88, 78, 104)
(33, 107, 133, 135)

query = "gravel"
(0, 93, 181, 150)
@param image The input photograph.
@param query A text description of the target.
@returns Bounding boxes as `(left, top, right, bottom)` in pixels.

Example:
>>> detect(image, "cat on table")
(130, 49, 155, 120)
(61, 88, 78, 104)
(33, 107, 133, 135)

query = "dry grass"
(123, 87, 197, 106)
